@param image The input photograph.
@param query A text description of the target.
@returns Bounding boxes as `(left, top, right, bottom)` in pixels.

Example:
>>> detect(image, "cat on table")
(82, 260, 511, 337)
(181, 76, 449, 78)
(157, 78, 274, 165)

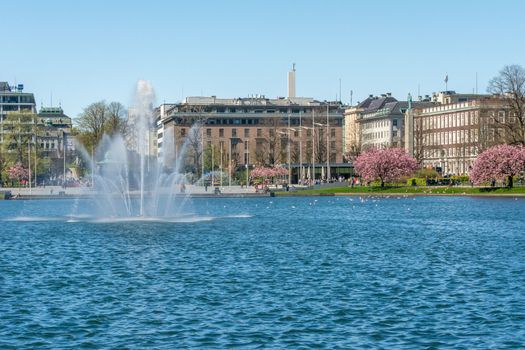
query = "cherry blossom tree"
(250, 165, 288, 183)
(354, 148, 418, 187)
(469, 144, 525, 188)
(8, 162, 29, 187)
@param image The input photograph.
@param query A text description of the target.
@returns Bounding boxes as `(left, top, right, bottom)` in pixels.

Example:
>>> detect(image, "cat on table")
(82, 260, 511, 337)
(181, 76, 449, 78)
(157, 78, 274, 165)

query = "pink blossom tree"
(8, 163, 29, 187)
(470, 144, 525, 188)
(354, 148, 418, 187)
(250, 165, 288, 183)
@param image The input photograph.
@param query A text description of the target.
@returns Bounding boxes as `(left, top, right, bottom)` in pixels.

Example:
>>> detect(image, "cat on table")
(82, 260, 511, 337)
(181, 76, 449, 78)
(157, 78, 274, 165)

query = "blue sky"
(3, 0, 524, 117)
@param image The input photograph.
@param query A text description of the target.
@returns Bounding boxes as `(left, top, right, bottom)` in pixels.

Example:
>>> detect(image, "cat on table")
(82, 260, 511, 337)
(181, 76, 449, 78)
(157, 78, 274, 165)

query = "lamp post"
(228, 139, 232, 187)
(28, 142, 31, 196)
(326, 104, 330, 182)
(287, 113, 291, 184)
(201, 128, 204, 183)
(63, 131, 66, 189)
(312, 109, 315, 184)
(299, 111, 303, 183)
(211, 143, 214, 186)
(277, 130, 291, 185)
(220, 143, 223, 187)
(245, 140, 249, 188)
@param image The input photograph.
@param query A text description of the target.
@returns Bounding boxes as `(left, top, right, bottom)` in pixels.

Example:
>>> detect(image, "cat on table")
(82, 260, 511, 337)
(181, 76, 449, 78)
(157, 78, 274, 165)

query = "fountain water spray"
(80, 80, 201, 219)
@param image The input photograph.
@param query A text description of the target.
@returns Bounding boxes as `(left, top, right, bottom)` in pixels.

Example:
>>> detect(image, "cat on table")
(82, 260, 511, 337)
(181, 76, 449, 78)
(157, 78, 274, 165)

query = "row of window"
(423, 129, 478, 146)
(421, 111, 479, 130)
(423, 147, 477, 159)
(194, 128, 338, 139)
(172, 117, 343, 127)
(360, 119, 397, 130)
(0, 96, 34, 103)
(187, 107, 325, 114)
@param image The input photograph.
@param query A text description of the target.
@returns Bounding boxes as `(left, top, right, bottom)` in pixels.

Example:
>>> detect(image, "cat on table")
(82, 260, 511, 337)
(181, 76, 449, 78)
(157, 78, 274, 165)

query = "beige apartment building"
(156, 96, 346, 182)
(344, 93, 433, 157)
(405, 95, 510, 175)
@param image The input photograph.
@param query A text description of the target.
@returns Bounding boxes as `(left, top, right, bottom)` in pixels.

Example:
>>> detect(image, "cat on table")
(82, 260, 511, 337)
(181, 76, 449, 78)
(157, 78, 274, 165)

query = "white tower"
(288, 63, 296, 98)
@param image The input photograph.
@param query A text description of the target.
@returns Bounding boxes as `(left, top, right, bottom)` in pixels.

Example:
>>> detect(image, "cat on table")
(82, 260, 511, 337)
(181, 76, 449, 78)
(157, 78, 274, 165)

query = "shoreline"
(3, 192, 525, 200)
(275, 192, 525, 198)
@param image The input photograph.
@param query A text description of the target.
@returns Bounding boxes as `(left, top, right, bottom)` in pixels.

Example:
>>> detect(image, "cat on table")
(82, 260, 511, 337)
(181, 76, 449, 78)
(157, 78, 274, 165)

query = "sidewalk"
(1, 185, 267, 198)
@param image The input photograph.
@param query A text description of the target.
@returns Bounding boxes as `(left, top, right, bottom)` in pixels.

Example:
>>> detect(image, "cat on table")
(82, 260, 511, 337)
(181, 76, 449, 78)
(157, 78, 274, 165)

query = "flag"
(444, 74, 449, 84)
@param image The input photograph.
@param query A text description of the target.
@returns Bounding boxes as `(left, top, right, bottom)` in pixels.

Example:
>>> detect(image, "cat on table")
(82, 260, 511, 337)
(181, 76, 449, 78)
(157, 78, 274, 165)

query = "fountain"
(86, 80, 199, 219)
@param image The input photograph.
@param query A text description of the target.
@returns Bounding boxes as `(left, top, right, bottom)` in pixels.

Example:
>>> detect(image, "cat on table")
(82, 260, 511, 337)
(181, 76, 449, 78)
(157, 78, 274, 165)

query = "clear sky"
(2, 0, 525, 118)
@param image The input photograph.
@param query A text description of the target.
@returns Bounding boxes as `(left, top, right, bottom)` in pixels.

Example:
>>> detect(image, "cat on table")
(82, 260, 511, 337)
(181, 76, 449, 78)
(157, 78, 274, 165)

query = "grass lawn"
(277, 186, 525, 196)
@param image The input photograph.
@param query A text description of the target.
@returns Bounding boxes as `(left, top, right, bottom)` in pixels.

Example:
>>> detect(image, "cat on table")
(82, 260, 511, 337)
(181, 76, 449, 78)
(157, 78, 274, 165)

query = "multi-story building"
(405, 94, 509, 175)
(156, 95, 347, 182)
(37, 106, 72, 154)
(349, 93, 433, 152)
(1, 82, 36, 143)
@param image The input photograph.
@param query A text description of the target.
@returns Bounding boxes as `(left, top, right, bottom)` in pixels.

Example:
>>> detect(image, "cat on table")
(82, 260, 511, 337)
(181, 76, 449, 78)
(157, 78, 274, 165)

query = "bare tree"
(487, 64, 525, 145)
(76, 101, 107, 151)
(413, 116, 425, 165)
(186, 126, 203, 176)
(106, 101, 127, 136)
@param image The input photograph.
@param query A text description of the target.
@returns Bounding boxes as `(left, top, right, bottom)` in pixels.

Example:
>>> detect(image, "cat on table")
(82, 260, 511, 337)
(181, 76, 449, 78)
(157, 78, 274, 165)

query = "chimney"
(386, 92, 392, 97)
(288, 63, 296, 98)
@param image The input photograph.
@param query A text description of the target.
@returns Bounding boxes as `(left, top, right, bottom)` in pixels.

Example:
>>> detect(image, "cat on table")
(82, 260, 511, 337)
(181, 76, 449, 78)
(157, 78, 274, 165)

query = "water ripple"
(0, 197, 524, 348)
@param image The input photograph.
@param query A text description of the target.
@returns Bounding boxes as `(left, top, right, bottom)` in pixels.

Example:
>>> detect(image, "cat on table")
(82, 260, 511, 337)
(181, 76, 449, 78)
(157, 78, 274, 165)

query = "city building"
(405, 93, 510, 175)
(37, 106, 73, 155)
(156, 95, 347, 182)
(1, 82, 36, 144)
(346, 93, 433, 153)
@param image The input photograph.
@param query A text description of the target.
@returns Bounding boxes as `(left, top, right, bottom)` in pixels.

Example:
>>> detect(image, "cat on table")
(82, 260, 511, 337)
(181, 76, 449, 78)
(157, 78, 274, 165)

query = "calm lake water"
(1, 196, 525, 349)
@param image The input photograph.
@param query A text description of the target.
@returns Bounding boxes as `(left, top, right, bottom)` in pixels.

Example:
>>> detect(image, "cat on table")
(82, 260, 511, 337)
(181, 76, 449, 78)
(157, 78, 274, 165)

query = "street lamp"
(314, 120, 330, 181)
(326, 104, 330, 182)
(277, 130, 291, 184)
(287, 113, 291, 184)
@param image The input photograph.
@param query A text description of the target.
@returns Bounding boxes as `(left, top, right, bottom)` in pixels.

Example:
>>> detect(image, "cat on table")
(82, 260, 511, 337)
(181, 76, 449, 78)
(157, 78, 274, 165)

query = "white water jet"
(82, 80, 201, 218)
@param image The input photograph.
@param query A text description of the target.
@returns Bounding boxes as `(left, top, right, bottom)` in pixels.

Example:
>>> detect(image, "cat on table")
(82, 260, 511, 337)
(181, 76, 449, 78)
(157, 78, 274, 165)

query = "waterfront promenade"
(0, 185, 265, 199)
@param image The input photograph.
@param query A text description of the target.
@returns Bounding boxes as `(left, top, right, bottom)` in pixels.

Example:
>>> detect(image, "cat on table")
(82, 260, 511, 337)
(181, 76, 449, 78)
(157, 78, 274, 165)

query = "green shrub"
(406, 178, 427, 186)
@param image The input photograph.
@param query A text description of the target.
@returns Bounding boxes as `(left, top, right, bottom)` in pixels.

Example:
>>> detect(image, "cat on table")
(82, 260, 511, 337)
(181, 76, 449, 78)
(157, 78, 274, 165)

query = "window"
(244, 128, 250, 137)
(219, 128, 224, 137)
(330, 128, 336, 138)
(180, 128, 186, 137)
(256, 128, 262, 137)
(206, 128, 212, 137)
(232, 128, 237, 137)
(393, 119, 398, 127)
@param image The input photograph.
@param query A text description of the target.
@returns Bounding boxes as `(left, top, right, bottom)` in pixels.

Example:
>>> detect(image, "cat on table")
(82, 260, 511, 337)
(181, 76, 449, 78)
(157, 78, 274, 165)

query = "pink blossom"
(354, 148, 418, 187)
(470, 144, 525, 188)
(8, 163, 29, 181)
(250, 166, 288, 179)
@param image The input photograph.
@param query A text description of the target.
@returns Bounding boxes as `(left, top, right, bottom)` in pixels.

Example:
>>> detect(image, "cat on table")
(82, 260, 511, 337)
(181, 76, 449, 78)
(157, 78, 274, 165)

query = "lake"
(1, 196, 524, 349)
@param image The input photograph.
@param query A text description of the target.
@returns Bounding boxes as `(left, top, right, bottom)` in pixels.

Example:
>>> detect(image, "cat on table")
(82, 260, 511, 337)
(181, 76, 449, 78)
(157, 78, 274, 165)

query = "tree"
(469, 144, 525, 188)
(487, 65, 525, 145)
(187, 126, 203, 177)
(8, 162, 29, 187)
(76, 101, 128, 152)
(105, 101, 128, 136)
(250, 165, 288, 184)
(354, 148, 418, 187)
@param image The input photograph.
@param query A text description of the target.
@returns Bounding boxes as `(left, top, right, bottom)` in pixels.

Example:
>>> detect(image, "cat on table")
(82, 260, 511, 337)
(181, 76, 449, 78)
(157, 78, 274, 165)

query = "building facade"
(346, 93, 433, 153)
(405, 95, 509, 175)
(1, 82, 36, 143)
(156, 96, 346, 181)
